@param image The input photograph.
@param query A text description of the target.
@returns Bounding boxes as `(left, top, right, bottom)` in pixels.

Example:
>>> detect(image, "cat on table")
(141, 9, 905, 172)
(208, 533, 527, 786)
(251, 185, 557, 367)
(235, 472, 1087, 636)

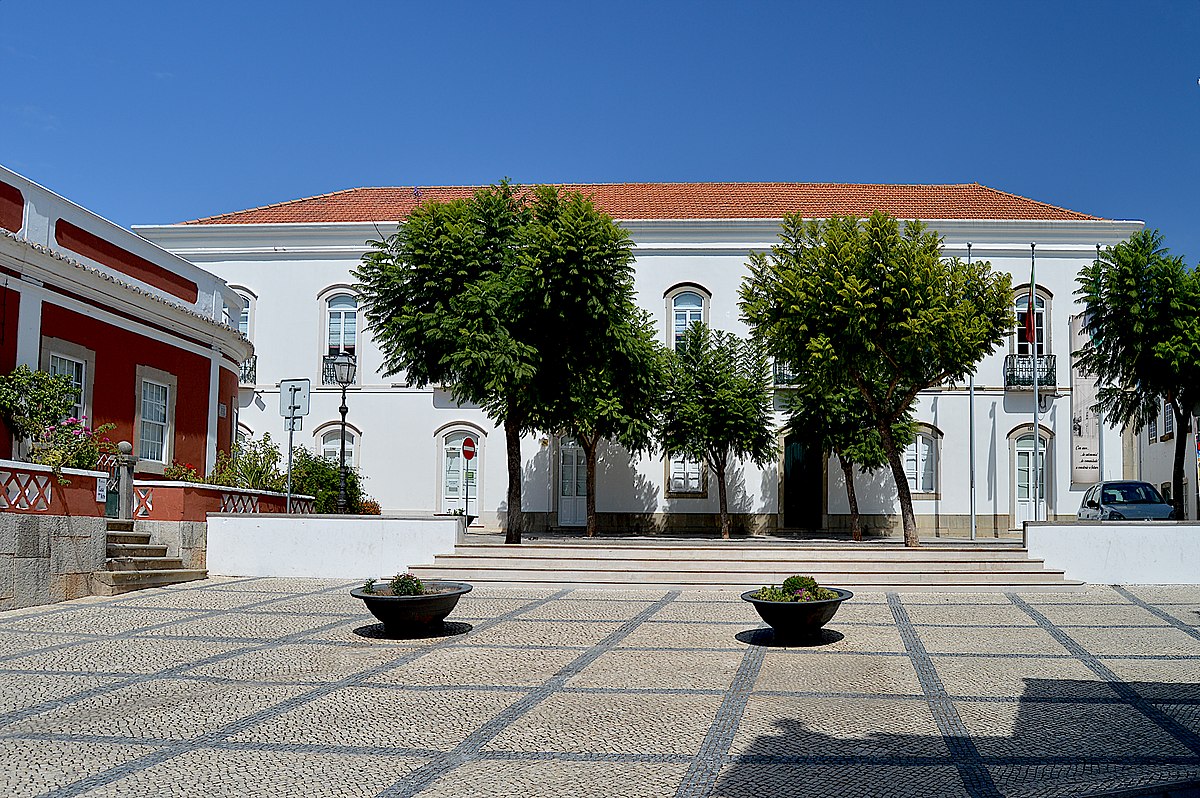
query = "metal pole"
(338, 384, 348, 513)
(968, 242, 977, 541)
(285, 384, 299, 514)
(1095, 244, 1105, 482)
(1030, 243, 1041, 523)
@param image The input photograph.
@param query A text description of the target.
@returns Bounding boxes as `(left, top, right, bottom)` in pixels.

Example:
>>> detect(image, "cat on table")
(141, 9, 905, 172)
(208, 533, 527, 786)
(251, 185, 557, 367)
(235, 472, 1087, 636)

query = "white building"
(136, 182, 1143, 536)
(1131, 400, 1199, 520)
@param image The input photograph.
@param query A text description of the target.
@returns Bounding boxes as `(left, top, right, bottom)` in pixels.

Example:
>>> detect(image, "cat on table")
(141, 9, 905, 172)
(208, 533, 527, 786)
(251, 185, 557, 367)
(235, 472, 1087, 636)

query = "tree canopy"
(1076, 230, 1200, 517)
(660, 323, 775, 538)
(741, 212, 1011, 546)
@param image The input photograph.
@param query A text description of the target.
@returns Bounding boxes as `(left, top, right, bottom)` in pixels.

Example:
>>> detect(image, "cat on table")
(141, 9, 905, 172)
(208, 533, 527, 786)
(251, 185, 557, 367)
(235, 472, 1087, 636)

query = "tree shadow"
(352, 621, 473, 640)
(712, 677, 1200, 797)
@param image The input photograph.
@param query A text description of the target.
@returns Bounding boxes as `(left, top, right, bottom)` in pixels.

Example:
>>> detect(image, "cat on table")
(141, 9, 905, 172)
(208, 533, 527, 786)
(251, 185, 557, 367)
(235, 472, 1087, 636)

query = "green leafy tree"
(289, 446, 365, 513)
(0, 365, 77, 445)
(741, 212, 1012, 547)
(1076, 230, 1200, 517)
(782, 374, 914, 541)
(522, 187, 665, 537)
(660, 323, 776, 538)
(355, 182, 538, 543)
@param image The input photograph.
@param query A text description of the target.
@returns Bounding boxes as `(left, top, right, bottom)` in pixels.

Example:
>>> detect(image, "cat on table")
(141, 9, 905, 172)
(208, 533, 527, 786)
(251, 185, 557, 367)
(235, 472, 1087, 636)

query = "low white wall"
(206, 514, 463, 579)
(1026, 521, 1200, 584)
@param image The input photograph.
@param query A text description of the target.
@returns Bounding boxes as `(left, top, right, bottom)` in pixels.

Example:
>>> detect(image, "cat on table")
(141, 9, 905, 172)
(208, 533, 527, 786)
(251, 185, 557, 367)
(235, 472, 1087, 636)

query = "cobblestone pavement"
(1, 578, 1198, 797)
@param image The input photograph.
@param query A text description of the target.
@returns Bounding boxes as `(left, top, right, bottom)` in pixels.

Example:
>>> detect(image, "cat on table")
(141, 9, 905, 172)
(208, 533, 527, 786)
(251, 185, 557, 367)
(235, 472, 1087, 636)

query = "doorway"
(558, 436, 586, 527)
(1013, 433, 1048, 526)
(782, 433, 823, 529)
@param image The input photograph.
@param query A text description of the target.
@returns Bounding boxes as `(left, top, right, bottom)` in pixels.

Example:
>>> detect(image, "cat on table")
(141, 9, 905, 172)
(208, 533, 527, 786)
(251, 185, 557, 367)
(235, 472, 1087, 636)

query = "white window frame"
(665, 451, 706, 498)
(228, 286, 256, 341)
(1011, 285, 1052, 357)
(664, 284, 711, 349)
(315, 422, 361, 467)
(134, 365, 178, 472)
(39, 337, 96, 423)
(903, 426, 941, 496)
(435, 423, 486, 516)
(1148, 411, 1158, 445)
(1163, 398, 1174, 438)
(318, 286, 361, 385)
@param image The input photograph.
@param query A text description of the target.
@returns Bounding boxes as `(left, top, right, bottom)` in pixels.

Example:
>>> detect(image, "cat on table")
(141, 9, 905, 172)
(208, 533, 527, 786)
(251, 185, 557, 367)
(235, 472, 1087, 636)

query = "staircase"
(408, 540, 1084, 592)
(92, 520, 208, 595)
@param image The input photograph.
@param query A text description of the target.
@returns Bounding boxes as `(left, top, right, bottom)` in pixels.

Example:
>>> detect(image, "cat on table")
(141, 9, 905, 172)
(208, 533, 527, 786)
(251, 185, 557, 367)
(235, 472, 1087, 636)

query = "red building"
(0, 165, 250, 476)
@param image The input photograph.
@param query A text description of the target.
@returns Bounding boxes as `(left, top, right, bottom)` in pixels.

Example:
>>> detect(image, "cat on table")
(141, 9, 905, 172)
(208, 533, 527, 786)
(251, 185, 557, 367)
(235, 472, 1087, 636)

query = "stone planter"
(350, 581, 472, 635)
(741, 588, 853, 640)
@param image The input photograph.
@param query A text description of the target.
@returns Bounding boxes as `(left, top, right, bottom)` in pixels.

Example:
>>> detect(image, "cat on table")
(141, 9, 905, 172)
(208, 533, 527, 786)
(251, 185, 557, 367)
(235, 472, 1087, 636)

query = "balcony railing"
(239, 356, 257, 385)
(1004, 354, 1055, 390)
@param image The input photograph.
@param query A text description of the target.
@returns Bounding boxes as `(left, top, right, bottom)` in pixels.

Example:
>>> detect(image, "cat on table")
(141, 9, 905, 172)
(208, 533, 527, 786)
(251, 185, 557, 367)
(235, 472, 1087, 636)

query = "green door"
(783, 434, 823, 529)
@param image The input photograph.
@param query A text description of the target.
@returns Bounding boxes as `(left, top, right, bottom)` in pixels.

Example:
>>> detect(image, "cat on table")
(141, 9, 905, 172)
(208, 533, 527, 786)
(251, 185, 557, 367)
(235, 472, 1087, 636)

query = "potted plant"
(741, 575, 853, 640)
(350, 573, 472, 636)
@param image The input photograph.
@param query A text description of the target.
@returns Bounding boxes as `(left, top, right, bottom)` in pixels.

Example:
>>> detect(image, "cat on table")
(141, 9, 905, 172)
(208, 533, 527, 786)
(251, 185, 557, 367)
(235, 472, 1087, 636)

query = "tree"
(355, 182, 539, 543)
(741, 212, 1012, 547)
(782, 373, 914, 541)
(660, 323, 776, 538)
(521, 188, 664, 537)
(0, 365, 77, 445)
(1076, 230, 1200, 518)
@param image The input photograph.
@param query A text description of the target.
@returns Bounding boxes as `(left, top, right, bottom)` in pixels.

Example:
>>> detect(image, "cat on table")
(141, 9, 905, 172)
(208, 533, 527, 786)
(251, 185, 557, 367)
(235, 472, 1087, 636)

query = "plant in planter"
(351, 572, 472, 636)
(741, 574, 853, 640)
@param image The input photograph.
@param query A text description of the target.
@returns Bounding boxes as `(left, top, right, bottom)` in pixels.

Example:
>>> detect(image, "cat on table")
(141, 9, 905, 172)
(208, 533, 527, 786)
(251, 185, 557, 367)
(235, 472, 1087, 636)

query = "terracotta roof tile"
(182, 182, 1102, 225)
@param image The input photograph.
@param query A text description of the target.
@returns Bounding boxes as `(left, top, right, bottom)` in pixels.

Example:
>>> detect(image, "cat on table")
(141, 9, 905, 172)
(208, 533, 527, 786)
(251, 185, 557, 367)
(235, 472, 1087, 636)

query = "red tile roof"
(183, 182, 1102, 225)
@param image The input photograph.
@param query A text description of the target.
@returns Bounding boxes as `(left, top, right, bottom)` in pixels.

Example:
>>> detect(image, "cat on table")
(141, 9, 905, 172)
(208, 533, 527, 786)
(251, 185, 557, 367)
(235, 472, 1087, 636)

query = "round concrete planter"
(741, 588, 854, 640)
(351, 581, 473, 635)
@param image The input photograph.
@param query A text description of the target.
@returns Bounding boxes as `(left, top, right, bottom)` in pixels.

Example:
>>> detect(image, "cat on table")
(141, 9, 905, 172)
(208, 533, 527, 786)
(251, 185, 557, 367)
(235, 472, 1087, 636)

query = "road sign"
(462, 437, 476, 461)
(279, 379, 311, 418)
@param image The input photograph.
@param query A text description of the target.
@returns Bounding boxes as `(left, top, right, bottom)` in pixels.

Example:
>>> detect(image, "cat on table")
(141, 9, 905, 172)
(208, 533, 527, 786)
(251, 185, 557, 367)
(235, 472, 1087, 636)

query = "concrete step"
(453, 544, 1032, 561)
(106, 543, 169, 558)
(105, 519, 135, 533)
(91, 569, 208, 595)
(106, 557, 185, 572)
(408, 578, 1085, 593)
(106, 532, 152, 546)
(423, 555, 1054, 573)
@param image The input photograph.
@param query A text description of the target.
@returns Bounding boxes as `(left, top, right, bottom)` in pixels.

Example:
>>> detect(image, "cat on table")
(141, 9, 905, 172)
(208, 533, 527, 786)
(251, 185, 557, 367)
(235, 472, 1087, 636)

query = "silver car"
(1077, 480, 1177, 521)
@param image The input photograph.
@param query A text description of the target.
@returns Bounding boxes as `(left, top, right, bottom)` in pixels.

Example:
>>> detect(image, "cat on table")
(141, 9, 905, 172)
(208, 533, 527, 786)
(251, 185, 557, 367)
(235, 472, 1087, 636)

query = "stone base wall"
(135, 520, 207, 569)
(824, 513, 1075, 539)
(0, 514, 106, 610)
(524, 512, 778, 537)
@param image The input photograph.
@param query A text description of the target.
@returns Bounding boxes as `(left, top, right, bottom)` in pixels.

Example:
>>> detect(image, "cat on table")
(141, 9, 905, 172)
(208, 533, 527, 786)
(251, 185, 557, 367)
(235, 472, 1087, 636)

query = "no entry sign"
(462, 437, 476, 461)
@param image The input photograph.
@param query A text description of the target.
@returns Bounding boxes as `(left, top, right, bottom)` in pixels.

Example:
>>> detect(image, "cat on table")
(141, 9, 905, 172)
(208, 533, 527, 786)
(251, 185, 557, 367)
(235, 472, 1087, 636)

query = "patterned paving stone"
(78, 748, 425, 798)
(903, 602, 1039, 627)
(899, 591, 1013, 605)
(1064, 625, 1200, 657)
(448, 597, 543, 620)
(0, 629, 92, 658)
(1030, 601, 1171, 627)
(566, 647, 744, 690)
(988, 763, 1200, 798)
(0, 739, 150, 796)
(730, 694, 949, 757)
(136, 610, 335, 641)
(645, 599, 760, 623)
(1157, 702, 1200, 737)
(957, 699, 1196, 758)
(713, 763, 970, 798)
(615, 620, 749, 650)
(2, 636, 237, 674)
(376, 645, 579, 688)
(184, 641, 417, 684)
(1020, 585, 1127, 603)
(484, 691, 723, 755)
(931, 655, 1121, 699)
(0, 671, 125, 712)
(414, 759, 689, 798)
(1124, 586, 1200, 605)
(466, 619, 625, 648)
(1099, 658, 1200, 700)
(520, 599, 655, 621)
(917, 624, 1070, 656)
(0, 606, 207, 636)
(229, 686, 522, 751)
(754, 651, 923, 695)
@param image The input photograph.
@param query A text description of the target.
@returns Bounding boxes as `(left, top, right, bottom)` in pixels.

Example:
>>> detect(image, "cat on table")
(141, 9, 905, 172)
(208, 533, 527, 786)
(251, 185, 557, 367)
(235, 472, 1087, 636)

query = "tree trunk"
(582, 435, 599, 538)
(838, 452, 862, 542)
(503, 419, 524, 544)
(715, 455, 731, 539)
(1171, 405, 1188, 520)
(877, 422, 919, 547)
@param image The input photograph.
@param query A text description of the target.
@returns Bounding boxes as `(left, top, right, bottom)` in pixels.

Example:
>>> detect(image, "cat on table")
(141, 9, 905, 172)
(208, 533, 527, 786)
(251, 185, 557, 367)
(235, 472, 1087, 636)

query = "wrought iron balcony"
(239, 356, 257, 385)
(1004, 354, 1055, 390)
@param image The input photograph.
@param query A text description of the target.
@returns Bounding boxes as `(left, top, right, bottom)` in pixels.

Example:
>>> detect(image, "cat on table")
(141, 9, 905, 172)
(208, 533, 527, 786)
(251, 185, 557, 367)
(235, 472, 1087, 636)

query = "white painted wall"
(1027, 521, 1200, 584)
(206, 514, 462, 579)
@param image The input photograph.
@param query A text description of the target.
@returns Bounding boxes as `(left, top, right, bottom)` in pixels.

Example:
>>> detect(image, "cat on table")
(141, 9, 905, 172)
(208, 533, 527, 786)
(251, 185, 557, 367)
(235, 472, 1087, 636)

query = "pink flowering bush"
(30, 416, 117, 480)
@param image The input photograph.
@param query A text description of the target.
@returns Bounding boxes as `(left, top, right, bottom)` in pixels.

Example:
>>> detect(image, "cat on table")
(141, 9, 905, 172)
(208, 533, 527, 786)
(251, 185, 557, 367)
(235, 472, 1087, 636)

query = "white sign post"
(279, 379, 311, 513)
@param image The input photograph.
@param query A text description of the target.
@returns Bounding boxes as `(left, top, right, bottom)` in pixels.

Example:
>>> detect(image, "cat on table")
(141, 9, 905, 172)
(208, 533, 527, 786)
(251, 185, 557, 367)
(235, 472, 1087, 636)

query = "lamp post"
(325, 352, 356, 513)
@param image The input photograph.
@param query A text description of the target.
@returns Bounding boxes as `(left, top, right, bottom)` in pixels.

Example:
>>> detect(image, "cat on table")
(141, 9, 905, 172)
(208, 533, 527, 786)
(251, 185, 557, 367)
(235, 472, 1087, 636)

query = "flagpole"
(1095, 243, 1105, 482)
(967, 242, 976, 541)
(1030, 243, 1040, 523)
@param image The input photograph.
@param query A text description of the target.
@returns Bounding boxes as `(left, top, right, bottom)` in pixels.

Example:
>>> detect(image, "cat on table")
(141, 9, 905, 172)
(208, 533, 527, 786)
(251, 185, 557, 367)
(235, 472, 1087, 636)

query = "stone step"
(106, 557, 185, 571)
(409, 577, 1085, 593)
(91, 569, 208, 595)
(454, 544, 1032, 561)
(106, 543, 169, 558)
(105, 519, 135, 533)
(425, 555, 1053, 573)
(106, 532, 152, 545)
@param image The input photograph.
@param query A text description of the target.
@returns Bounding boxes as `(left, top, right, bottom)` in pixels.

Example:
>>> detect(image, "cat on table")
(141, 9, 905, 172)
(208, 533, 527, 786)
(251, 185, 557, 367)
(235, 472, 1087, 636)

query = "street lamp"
(324, 351, 356, 512)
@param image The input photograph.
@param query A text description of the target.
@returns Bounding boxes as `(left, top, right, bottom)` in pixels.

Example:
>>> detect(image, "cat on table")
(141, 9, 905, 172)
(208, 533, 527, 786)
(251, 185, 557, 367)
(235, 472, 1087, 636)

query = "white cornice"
(135, 217, 1146, 262)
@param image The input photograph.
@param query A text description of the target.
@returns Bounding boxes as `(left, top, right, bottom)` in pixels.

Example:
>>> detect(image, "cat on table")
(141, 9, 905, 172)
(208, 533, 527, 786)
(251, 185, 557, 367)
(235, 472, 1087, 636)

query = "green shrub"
(289, 446, 364, 513)
(208, 433, 286, 492)
(782, 575, 819, 596)
(0, 366, 77, 442)
(362, 578, 377, 594)
(753, 574, 838, 602)
(30, 418, 117, 483)
(389, 573, 424, 596)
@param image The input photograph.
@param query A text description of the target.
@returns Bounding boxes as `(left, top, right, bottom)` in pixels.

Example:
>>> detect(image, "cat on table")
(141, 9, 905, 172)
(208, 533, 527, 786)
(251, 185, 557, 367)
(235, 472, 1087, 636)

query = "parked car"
(1077, 481, 1177, 521)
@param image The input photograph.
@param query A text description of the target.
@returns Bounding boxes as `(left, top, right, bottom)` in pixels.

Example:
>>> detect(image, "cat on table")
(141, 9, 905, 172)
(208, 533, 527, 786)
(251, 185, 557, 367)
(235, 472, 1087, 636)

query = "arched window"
(1013, 287, 1051, 356)
(903, 428, 939, 495)
(664, 284, 711, 348)
(325, 294, 358, 358)
(1007, 424, 1053, 527)
(321, 429, 356, 464)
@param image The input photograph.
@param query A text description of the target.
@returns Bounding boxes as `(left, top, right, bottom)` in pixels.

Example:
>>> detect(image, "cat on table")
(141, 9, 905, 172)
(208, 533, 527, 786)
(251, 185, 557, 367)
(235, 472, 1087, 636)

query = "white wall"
(206, 514, 461, 579)
(1027, 521, 1200, 584)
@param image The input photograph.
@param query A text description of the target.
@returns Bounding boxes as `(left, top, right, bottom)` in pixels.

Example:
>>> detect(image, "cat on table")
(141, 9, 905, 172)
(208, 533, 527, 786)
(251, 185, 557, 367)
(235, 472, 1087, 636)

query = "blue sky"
(3, 1, 1198, 263)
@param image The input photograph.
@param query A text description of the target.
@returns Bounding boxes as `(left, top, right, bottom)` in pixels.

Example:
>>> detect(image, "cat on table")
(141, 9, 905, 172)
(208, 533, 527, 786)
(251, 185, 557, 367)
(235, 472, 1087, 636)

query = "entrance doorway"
(441, 431, 478, 517)
(1013, 433, 1047, 526)
(782, 433, 823, 529)
(558, 436, 586, 527)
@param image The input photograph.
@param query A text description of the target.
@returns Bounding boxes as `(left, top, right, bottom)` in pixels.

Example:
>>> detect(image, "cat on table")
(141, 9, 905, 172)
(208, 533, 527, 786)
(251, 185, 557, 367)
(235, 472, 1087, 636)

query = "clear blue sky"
(3, 1, 1198, 262)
